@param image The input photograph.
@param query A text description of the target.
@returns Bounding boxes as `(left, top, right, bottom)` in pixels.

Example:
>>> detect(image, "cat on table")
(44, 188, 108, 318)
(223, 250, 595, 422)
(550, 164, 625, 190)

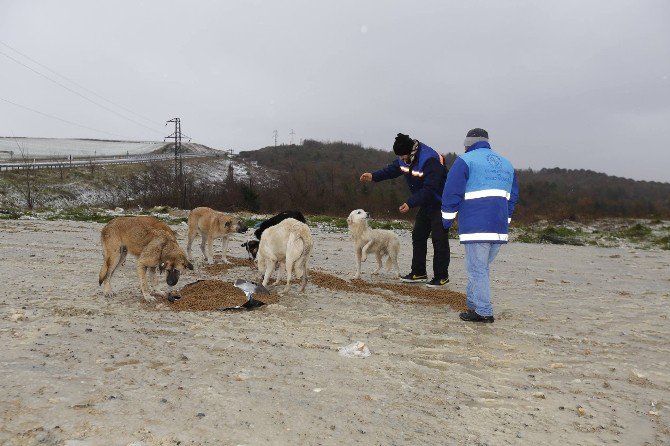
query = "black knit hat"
(464, 128, 489, 147)
(393, 133, 414, 156)
(466, 128, 488, 138)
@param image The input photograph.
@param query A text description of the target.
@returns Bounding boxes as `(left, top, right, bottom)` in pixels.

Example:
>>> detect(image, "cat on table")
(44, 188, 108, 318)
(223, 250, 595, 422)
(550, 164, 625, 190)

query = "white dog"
(347, 209, 400, 279)
(257, 218, 313, 293)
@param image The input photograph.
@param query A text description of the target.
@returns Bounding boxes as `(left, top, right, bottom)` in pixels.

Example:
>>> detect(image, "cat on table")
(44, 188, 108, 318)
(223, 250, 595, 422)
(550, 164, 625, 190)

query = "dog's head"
(218, 216, 248, 234)
(347, 209, 371, 227)
(241, 239, 260, 260)
(159, 245, 194, 287)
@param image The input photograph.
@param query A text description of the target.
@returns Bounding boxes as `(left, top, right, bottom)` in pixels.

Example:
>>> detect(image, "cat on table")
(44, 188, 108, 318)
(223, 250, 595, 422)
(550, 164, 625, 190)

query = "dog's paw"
(351, 273, 361, 280)
(143, 293, 157, 302)
(103, 291, 115, 298)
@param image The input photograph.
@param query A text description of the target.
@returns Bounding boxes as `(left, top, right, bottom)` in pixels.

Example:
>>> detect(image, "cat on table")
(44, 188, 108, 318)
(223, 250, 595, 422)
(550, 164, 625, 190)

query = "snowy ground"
(0, 138, 167, 158)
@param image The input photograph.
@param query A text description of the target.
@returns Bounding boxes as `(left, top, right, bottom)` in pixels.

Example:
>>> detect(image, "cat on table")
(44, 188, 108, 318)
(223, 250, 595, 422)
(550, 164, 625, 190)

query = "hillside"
(2, 138, 669, 223)
(0, 137, 221, 158)
(239, 139, 670, 222)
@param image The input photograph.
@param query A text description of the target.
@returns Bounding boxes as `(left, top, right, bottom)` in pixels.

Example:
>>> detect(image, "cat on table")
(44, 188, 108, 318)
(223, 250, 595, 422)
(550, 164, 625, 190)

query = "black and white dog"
(242, 210, 307, 259)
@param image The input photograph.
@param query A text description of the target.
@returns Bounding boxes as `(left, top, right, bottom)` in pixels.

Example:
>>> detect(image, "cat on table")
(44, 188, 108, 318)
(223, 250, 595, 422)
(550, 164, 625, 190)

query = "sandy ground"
(0, 219, 669, 446)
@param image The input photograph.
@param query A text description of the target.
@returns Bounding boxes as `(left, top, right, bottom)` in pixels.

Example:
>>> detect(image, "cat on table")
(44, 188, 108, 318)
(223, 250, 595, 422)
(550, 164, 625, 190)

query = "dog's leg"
(206, 234, 215, 265)
(221, 235, 230, 264)
(283, 258, 294, 294)
(186, 224, 196, 260)
(136, 263, 154, 302)
(299, 257, 308, 292)
(361, 240, 373, 262)
(262, 260, 276, 287)
(100, 246, 125, 297)
(373, 252, 383, 275)
(352, 246, 362, 279)
(272, 262, 283, 285)
(199, 231, 208, 263)
(147, 267, 158, 290)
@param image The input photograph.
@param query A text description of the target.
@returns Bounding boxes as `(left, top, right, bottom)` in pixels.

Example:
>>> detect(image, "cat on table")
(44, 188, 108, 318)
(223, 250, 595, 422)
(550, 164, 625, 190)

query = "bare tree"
(16, 145, 36, 209)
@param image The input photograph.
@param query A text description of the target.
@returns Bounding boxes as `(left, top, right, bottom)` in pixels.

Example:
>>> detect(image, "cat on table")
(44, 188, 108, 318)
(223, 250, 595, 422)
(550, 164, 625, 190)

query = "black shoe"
(426, 277, 450, 288)
(400, 272, 428, 283)
(459, 310, 494, 323)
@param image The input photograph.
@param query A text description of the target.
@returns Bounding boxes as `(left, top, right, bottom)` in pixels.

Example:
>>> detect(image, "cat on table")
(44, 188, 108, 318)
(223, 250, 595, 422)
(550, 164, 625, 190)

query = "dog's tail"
(288, 232, 311, 278)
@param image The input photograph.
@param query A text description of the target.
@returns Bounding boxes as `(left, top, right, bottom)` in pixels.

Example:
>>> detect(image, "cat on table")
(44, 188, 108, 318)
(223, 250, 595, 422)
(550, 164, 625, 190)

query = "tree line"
(130, 139, 670, 223)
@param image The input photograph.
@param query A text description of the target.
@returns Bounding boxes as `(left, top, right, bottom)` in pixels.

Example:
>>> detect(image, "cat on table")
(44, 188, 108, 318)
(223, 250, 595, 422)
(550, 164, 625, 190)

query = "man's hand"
(399, 203, 410, 214)
(360, 172, 373, 182)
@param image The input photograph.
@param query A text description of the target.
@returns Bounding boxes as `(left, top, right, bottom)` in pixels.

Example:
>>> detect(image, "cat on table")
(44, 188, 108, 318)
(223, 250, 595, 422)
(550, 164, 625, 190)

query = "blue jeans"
(464, 243, 502, 317)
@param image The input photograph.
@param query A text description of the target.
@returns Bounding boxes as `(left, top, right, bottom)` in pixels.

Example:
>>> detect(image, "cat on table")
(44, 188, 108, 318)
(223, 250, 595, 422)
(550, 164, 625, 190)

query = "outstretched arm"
(371, 159, 403, 182)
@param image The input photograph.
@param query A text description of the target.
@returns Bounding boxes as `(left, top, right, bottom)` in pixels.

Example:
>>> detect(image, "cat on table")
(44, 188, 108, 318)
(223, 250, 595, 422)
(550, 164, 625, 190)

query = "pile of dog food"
(310, 270, 467, 311)
(167, 279, 278, 311)
(203, 257, 255, 274)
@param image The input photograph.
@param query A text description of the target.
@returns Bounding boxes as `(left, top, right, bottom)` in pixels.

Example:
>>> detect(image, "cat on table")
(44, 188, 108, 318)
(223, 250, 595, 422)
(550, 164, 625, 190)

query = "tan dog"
(257, 218, 313, 293)
(99, 216, 193, 301)
(186, 207, 248, 264)
(347, 209, 400, 279)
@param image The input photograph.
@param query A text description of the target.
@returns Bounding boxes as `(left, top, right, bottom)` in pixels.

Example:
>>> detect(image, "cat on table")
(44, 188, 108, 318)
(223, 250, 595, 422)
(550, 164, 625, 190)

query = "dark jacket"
(371, 142, 447, 209)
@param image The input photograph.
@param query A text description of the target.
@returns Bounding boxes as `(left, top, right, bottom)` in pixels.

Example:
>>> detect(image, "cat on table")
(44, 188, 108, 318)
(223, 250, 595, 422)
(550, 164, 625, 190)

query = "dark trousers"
(411, 207, 451, 279)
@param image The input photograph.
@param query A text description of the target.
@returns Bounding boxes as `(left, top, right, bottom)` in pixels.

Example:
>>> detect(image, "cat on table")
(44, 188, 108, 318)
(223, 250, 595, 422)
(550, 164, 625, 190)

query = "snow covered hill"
(0, 137, 223, 158)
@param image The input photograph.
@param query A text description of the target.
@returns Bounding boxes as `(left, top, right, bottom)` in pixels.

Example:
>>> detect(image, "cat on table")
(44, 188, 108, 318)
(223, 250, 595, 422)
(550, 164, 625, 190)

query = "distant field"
(0, 137, 166, 157)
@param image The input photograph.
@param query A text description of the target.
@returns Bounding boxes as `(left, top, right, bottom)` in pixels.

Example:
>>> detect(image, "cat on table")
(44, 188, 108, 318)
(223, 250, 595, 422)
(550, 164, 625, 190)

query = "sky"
(1, 0, 669, 182)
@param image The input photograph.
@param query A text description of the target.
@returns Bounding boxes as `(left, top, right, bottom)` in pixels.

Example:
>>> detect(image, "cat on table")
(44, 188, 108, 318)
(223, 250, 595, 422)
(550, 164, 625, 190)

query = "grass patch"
(656, 235, 670, 250)
(0, 209, 22, 220)
(43, 207, 115, 224)
(241, 217, 263, 229)
(308, 215, 348, 229)
(621, 223, 652, 239)
(369, 220, 412, 231)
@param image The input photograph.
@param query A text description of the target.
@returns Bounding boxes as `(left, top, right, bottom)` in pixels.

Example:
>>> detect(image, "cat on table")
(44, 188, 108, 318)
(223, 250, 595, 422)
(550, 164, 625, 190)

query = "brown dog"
(187, 207, 248, 264)
(99, 216, 193, 301)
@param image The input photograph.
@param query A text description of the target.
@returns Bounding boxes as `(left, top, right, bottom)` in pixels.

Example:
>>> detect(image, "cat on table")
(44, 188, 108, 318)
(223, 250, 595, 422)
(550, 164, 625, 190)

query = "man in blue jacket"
(360, 133, 450, 287)
(441, 128, 519, 323)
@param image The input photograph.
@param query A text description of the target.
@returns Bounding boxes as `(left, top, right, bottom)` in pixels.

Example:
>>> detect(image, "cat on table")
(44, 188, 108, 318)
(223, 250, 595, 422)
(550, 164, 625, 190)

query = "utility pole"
(165, 117, 184, 208)
(273, 129, 278, 147)
(289, 129, 295, 145)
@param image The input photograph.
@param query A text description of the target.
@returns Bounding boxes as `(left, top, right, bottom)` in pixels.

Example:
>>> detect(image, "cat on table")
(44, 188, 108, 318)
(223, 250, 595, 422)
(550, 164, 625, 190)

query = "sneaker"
(426, 277, 450, 288)
(459, 310, 494, 323)
(400, 272, 428, 283)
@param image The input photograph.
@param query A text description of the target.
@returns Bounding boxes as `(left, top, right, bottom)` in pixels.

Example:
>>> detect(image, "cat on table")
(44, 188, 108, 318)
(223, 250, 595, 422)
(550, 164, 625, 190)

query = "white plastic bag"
(338, 341, 371, 358)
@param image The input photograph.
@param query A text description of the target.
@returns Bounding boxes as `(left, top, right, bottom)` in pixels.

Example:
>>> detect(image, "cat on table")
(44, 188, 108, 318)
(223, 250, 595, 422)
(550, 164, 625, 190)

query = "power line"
(0, 96, 129, 139)
(0, 49, 165, 136)
(0, 40, 163, 128)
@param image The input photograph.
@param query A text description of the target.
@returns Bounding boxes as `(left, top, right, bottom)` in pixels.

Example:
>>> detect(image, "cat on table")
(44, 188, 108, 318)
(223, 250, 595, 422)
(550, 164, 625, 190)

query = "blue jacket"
(372, 142, 446, 209)
(441, 141, 519, 243)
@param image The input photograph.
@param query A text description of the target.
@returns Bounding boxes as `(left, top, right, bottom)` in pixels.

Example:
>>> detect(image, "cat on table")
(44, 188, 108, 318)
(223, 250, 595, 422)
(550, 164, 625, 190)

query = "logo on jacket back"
(487, 154, 502, 168)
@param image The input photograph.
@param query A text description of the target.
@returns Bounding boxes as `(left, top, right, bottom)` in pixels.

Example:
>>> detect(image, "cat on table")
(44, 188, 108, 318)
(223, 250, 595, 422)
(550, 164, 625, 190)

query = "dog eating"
(99, 216, 193, 301)
(256, 218, 313, 293)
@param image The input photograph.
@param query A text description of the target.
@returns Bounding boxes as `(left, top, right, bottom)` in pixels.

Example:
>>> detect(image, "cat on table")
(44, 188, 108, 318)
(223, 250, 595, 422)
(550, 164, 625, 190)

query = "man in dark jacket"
(360, 133, 450, 287)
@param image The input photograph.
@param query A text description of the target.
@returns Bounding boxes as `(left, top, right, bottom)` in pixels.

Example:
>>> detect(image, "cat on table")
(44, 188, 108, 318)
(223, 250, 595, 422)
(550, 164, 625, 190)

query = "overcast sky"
(1, 1, 669, 182)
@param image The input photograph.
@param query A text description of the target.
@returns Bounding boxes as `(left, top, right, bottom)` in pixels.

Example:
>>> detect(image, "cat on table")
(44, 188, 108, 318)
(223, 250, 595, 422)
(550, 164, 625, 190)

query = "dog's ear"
(186, 261, 194, 271)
